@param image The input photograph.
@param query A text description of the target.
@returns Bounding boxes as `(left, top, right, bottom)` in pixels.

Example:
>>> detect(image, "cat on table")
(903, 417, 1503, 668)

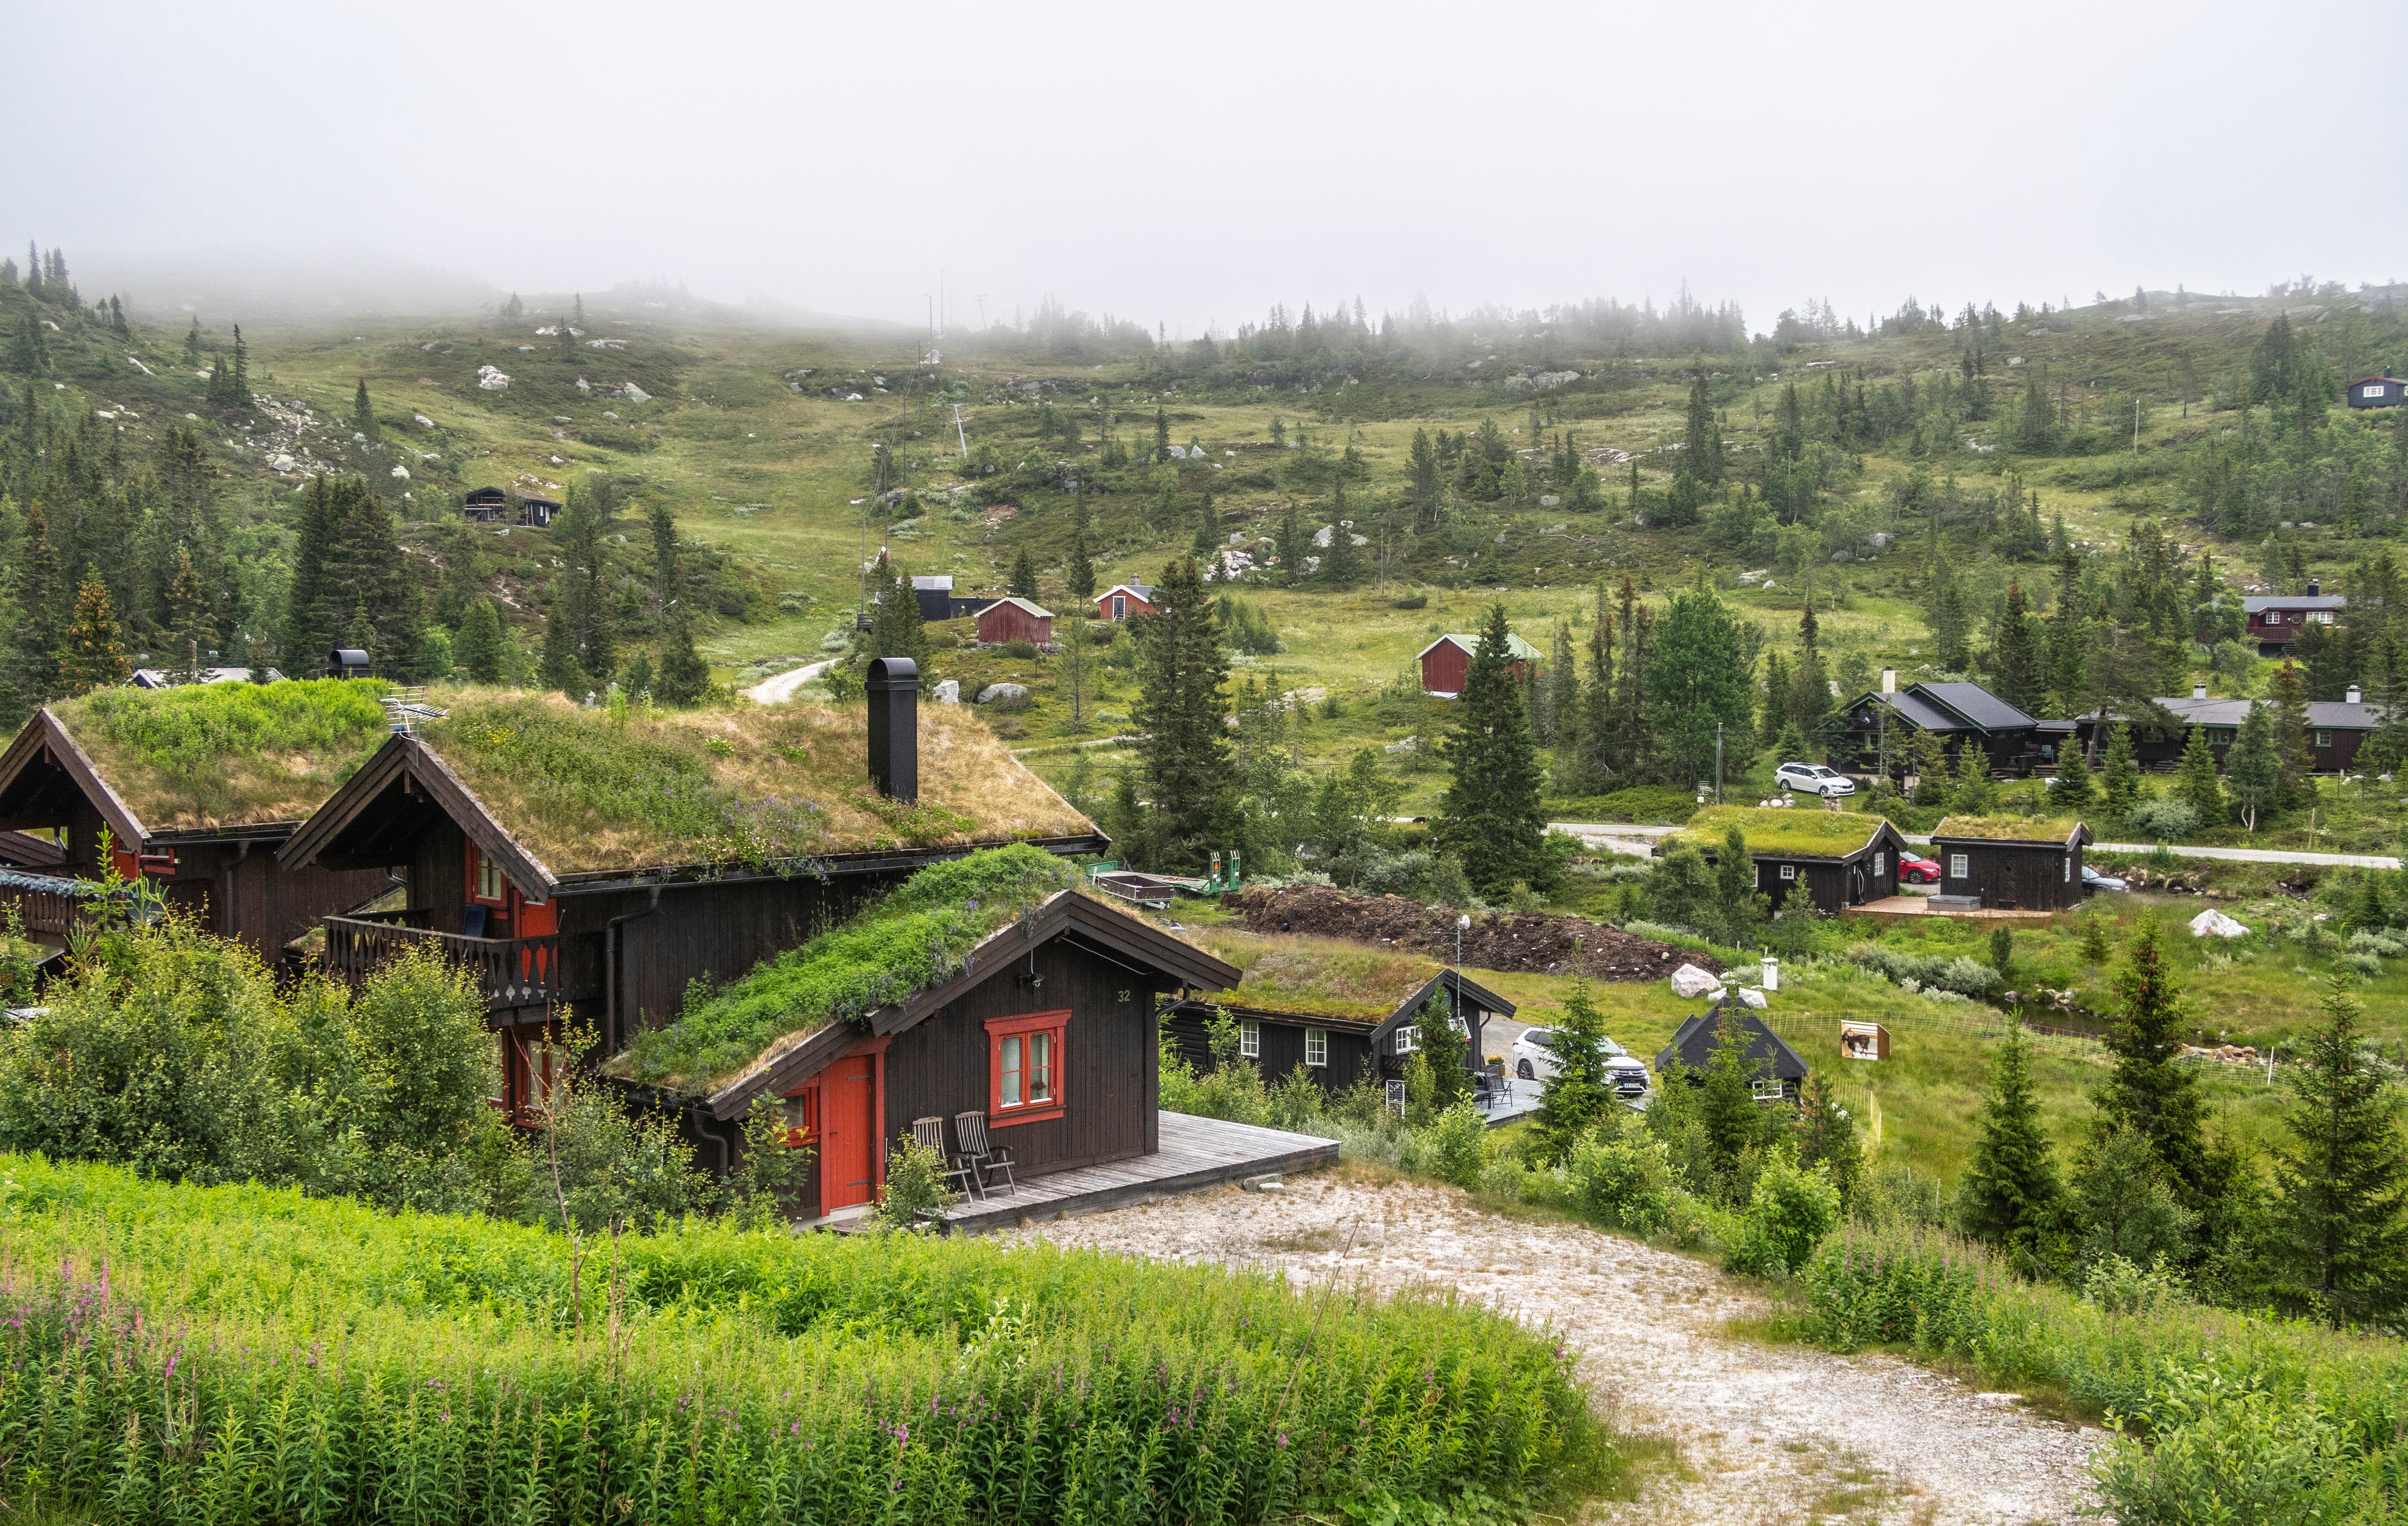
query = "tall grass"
(0, 1153, 1609, 1524)
(64, 679, 391, 823)
(1798, 1226, 2408, 1524)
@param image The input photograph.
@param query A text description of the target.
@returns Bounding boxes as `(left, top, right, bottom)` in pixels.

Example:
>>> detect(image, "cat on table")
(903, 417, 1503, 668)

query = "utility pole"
(1715, 722, 1724, 804)
(2133, 396, 2141, 452)
(952, 403, 968, 459)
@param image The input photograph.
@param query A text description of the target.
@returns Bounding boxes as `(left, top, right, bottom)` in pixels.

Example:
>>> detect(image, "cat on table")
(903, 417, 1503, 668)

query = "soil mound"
(1225, 885, 1719, 981)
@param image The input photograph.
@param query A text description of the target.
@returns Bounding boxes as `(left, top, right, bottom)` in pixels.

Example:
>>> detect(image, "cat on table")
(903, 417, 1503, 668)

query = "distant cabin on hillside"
(2346, 369, 2404, 410)
(517, 492, 561, 528)
(2241, 582, 2344, 654)
(1928, 815, 2090, 911)
(462, 487, 510, 523)
(1667, 805, 1907, 913)
(1095, 583, 1157, 622)
(1418, 632, 1541, 699)
(976, 597, 1054, 646)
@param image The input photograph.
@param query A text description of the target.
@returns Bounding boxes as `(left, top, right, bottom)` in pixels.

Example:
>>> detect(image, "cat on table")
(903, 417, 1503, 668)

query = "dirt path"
(1011, 1178, 2100, 1525)
(741, 657, 837, 705)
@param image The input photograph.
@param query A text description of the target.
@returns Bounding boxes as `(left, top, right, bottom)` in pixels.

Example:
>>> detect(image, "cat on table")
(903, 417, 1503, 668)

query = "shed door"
(819, 1053, 881, 1213)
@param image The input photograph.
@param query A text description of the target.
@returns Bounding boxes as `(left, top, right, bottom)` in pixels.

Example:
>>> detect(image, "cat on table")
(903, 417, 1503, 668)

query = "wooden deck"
(938, 1110, 1338, 1234)
(1850, 896, 2060, 922)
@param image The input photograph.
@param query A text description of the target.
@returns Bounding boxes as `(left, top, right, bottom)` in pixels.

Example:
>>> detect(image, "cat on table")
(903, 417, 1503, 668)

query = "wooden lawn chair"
(911, 1115, 982, 1202)
(953, 1110, 1017, 1196)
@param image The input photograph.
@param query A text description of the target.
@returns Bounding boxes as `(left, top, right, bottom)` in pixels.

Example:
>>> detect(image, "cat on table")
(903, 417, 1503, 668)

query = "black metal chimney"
(2308, 578, 2321, 597)
(866, 656, 919, 802)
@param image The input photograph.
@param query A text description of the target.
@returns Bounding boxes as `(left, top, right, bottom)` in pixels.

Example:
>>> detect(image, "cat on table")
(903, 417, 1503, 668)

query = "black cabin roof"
(1654, 1007, 1810, 1082)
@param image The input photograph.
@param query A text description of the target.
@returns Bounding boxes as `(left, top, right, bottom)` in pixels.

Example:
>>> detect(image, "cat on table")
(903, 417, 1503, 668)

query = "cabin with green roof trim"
(1667, 805, 1909, 913)
(1929, 815, 2091, 911)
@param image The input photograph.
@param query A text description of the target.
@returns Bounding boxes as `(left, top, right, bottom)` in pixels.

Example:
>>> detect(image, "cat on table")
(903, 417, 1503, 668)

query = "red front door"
(819, 1054, 881, 1213)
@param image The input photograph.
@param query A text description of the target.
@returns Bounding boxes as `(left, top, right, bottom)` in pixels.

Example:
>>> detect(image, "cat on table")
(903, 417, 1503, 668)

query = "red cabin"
(1417, 632, 1540, 698)
(1093, 583, 1157, 621)
(976, 597, 1054, 646)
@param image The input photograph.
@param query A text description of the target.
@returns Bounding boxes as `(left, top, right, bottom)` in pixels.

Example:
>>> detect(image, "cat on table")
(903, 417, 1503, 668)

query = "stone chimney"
(2348, 684, 2364, 705)
(2193, 682, 2208, 700)
(866, 656, 919, 802)
(1879, 667, 1896, 694)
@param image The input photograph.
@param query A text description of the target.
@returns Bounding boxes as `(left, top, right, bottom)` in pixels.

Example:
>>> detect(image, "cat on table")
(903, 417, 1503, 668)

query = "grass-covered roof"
(416, 690, 1092, 874)
(1672, 805, 1891, 860)
(613, 844, 1085, 1093)
(50, 679, 393, 830)
(1183, 925, 1443, 1022)
(1932, 814, 2085, 844)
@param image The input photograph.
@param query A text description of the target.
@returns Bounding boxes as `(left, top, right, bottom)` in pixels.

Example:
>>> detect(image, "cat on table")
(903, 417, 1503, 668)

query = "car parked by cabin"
(1899, 853, 1942, 885)
(2082, 864, 2129, 893)
(1773, 761, 1855, 798)
(1510, 1026, 1650, 1096)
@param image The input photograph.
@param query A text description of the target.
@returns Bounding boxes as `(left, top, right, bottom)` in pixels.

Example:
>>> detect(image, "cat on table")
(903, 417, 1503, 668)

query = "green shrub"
(1724, 1147, 1841, 1278)
(877, 1131, 959, 1226)
(1846, 941, 2001, 998)
(0, 1153, 1608, 1525)
(1002, 638, 1040, 659)
(2126, 797, 2201, 841)
(1564, 1125, 1680, 1235)
(1426, 1099, 1489, 1188)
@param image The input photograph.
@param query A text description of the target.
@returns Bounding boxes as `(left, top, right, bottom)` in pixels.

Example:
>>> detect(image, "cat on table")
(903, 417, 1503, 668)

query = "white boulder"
(1670, 963, 1721, 999)
(413, 413, 435, 429)
(477, 365, 511, 390)
(933, 678, 959, 704)
(390, 465, 409, 479)
(976, 682, 1030, 709)
(2189, 909, 2250, 939)
(621, 382, 651, 404)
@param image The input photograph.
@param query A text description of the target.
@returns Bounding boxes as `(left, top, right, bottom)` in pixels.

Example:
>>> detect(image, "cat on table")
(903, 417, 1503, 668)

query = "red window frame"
(468, 844, 510, 907)
(777, 1083, 819, 1150)
(985, 1010, 1069, 1127)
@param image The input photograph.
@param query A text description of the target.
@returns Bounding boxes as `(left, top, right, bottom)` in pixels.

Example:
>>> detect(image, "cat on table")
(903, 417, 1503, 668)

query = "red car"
(1899, 854, 1942, 885)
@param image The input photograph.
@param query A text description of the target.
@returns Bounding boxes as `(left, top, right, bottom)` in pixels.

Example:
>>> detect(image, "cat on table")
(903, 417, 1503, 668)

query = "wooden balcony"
(0, 880, 112, 947)
(321, 914, 593, 1012)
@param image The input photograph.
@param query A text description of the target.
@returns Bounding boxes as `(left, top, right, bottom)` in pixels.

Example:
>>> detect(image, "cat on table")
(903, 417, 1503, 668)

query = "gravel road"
(1012, 1176, 2101, 1525)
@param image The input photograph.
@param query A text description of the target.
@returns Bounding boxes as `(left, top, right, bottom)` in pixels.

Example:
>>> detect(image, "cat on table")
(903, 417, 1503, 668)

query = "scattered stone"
(1671, 963, 1723, 999)
(477, 364, 511, 390)
(390, 465, 409, 479)
(621, 382, 652, 404)
(933, 679, 959, 704)
(976, 682, 1031, 709)
(413, 413, 435, 429)
(2189, 909, 2250, 938)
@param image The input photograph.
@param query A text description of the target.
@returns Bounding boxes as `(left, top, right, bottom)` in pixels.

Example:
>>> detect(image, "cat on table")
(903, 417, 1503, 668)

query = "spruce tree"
(352, 379, 379, 442)
(1791, 1071, 1863, 1209)
(1714, 827, 1769, 943)
(2225, 701, 2282, 829)
(2051, 738, 2095, 810)
(2175, 723, 2226, 827)
(1275, 503, 1306, 584)
(1529, 978, 1613, 1164)
(1543, 620, 1578, 754)
(655, 600, 712, 706)
(2267, 975, 2408, 1326)
(2266, 660, 2314, 811)
(1958, 1024, 2063, 1254)
(647, 502, 679, 617)
(1009, 547, 1039, 602)
(1153, 407, 1169, 462)
(866, 553, 929, 667)
(166, 549, 214, 678)
(2096, 919, 2209, 1209)
(1065, 529, 1096, 605)
(1698, 1007, 1769, 1188)
(5, 501, 64, 709)
(1320, 494, 1363, 587)
(1574, 589, 1616, 792)
(183, 317, 202, 367)
(1436, 604, 1549, 897)
(1991, 578, 2046, 712)
(2098, 721, 2144, 820)
(538, 588, 583, 695)
(456, 599, 505, 683)
(1191, 493, 1219, 561)
(1411, 995, 1471, 1109)
(59, 578, 130, 695)
(559, 484, 615, 684)
(1931, 566, 1973, 672)
(1131, 557, 1238, 871)
(229, 325, 249, 402)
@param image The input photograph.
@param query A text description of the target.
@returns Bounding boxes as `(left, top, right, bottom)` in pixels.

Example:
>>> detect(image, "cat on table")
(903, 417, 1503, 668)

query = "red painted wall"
(977, 602, 1054, 644)
(1420, 640, 1471, 695)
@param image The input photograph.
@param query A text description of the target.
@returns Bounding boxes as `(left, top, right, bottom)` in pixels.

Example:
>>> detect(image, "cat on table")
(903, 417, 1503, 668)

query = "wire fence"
(1743, 1004, 2292, 1085)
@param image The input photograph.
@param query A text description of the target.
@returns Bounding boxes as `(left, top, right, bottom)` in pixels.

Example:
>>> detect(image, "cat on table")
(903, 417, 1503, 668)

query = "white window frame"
(1751, 1077, 1785, 1102)
(2065, 857, 2073, 882)
(1949, 853, 1970, 879)
(1395, 1027, 1417, 1054)
(1873, 852, 1885, 874)
(1305, 1028, 1328, 1068)
(1238, 1019, 1260, 1059)
(1779, 864, 1797, 880)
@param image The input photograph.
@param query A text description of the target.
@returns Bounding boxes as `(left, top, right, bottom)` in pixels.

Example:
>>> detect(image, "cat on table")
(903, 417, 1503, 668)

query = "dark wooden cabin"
(0, 694, 395, 956)
(2243, 584, 2345, 655)
(278, 669, 1105, 1139)
(462, 487, 510, 522)
(1654, 1005, 1810, 1104)
(517, 493, 562, 528)
(1832, 678, 2075, 778)
(1929, 816, 2091, 911)
(2075, 687, 2378, 773)
(1671, 806, 1908, 914)
(1162, 967, 1514, 1097)
(682, 888, 1238, 1219)
(2346, 370, 2404, 410)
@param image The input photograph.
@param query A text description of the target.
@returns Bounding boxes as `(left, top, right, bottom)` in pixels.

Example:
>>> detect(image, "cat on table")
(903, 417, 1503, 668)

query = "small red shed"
(1094, 583, 1157, 621)
(977, 596, 1054, 646)
(1417, 632, 1541, 698)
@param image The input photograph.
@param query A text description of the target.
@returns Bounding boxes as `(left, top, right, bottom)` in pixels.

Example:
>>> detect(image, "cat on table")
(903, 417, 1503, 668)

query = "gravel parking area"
(1010, 1175, 2101, 1525)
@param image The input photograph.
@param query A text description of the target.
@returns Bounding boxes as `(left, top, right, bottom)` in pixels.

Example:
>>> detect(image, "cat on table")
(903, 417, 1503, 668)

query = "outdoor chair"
(953, 1110, 1017, 1196)
(911, 1115, 982, 1203)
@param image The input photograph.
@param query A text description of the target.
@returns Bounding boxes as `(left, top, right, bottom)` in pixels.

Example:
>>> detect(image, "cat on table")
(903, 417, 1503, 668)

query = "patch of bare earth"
(1006, 1176, 2100, 1525)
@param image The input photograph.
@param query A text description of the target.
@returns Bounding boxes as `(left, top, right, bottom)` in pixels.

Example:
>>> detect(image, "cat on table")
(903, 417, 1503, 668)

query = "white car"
(1511, 1026, 1651, 1097)
(1774, 761, 1855, 798)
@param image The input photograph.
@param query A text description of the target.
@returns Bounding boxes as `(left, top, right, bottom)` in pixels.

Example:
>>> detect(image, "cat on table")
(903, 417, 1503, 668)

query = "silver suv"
(1774, 761, 1855, 798)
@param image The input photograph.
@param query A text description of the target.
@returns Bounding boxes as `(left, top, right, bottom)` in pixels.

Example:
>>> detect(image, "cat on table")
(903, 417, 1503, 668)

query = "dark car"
(1899, 853, 1942, 885)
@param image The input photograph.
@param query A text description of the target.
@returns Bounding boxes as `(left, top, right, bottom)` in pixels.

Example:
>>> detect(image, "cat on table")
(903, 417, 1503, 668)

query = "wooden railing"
(321, 916, 591, 1011)
(0, 884, 98, 944)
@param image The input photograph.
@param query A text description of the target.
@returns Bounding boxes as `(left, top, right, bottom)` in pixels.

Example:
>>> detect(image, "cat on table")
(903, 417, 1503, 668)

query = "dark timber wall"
(1936, 839, 2082, 910)
(1162, 1005, 1377, 1094)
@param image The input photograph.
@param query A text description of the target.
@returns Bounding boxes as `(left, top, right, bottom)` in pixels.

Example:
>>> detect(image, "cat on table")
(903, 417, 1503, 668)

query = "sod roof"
(1671, 805, 1894, 860)
(1183, 925, 1447, 1023)
(46, 679, 394, 831)
(412, 690, 1093, 874)
(1931, 815, 2086, 844)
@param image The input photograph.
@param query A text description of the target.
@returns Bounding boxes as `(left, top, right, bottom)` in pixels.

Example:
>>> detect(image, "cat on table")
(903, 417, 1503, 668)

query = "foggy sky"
(18, 0, 2407, 335)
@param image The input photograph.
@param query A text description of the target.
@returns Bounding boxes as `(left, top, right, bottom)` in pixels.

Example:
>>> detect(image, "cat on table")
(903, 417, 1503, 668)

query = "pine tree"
(1529, 979, 1614, 1164)
(2096, 919, 2209, 1209)
(2267, 660, 2314, 811)
(1319, 495, 1363, 588)
(2098, 721, 2144, 819)
(1132, 558, 1238, 871)
(1009, 547, 1039, 602)
(1991, 578, 2046, 712)
(538, 587, 583, 695)
(1436, 604, 1550, 896)
(1958, 1024, 2063, 1255)
(867, 553, 929, 667)
(2051, 738, 2096, 810)
(4, 501, 64, 710)
(352, 379, 379, 442)
(183, 318, 202, 366)
(1791, 1071, 1863, 1208)
(456, 599, 505, 683)
(559, 484, 615, 684)
(2175, 722, 2226, 827)
(655, 599, 712, 706)
(2267, 975, 2408, 1326)
(58, 579, 129, 695)
(166, 549, 214, 678)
